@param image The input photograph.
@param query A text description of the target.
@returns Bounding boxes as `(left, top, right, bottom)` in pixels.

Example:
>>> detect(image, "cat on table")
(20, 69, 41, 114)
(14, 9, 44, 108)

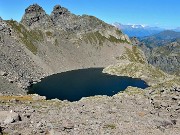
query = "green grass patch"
(116, 29, 123, 35)
(54, 38, 58, 46)
(46, 31, 53, 37)
(122, 46, 146, 64)
(83, 31, 106, 46)
(83, 31, 129, 46)
(103, 124, 116, 129)
(108, 35, 128, 43)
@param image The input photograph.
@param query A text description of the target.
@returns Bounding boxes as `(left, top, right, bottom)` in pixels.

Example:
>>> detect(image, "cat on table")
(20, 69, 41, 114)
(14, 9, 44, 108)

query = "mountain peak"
(50, 5, 72, 27)
(19, 4, 129, 42)
(25, 4, 45, 14)
(52, 5, 70, 15)
(21, 4, 53, 28)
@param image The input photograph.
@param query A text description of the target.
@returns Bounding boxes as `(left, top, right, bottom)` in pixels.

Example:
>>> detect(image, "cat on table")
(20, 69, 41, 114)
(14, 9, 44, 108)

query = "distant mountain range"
(174, 27, 180, 32)
(112, 23, 164, 37)
(139, 30, 180, 48)
(148, 30, 180, 40)
(113, 22, 180, 37)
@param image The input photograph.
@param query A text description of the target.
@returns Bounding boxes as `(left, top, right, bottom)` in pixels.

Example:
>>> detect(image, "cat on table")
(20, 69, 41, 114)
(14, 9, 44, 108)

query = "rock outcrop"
(21, 4, 53, 29)
(148, 42, 180, 76)
(0, 19, 13, 36)
(50, 5, 76, 29)
(0, 111, 21, 124)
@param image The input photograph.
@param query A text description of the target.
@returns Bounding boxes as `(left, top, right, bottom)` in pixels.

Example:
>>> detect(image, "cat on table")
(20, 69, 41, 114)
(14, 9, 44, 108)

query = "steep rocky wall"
(147, 42, 180, 76)
(131, 37, 180, 76)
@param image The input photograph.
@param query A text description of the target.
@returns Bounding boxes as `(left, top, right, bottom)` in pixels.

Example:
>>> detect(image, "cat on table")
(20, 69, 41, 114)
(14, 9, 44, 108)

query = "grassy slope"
(82, 31, 130, 46)
(6, 20, 43, 54)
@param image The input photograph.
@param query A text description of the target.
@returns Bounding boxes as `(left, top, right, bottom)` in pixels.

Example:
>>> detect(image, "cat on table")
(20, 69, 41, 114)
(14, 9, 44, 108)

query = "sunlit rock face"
(21, 4, 53, 29)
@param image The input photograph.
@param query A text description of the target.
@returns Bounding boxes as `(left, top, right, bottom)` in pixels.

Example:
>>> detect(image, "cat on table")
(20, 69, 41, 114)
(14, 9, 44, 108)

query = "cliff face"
(21, 4, 53, 29)
(0, 4, 130, 90)
(148, 42, 180, 76)
(131, 37, 180, 76)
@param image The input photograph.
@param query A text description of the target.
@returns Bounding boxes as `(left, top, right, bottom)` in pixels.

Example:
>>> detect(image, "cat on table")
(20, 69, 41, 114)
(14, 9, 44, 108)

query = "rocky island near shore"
(0, 4, 179, 135)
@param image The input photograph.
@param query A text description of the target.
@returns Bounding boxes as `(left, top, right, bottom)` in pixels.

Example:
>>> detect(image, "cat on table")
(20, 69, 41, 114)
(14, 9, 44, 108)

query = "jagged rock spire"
(21, 4, 53, 29)
(52, 5, 70, 16)
(50, 5, 72, 27)
(25, 4, 44, 14)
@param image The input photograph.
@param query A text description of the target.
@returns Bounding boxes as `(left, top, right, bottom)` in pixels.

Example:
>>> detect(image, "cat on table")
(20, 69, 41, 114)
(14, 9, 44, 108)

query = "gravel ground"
(0, 86, 179, 135)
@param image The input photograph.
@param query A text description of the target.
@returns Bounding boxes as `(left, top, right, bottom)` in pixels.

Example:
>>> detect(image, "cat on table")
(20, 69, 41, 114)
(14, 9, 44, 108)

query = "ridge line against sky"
(0, 0, 179, 29)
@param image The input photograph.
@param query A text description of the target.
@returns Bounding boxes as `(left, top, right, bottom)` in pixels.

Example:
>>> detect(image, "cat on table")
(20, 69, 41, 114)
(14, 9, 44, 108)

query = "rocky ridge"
(21, 4, 53, 29)
(148, 42, 180, 76)
(21, 4, 129, 41)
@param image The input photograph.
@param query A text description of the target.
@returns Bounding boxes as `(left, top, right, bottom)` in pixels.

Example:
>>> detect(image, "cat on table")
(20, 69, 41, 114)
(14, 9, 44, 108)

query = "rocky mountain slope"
(103, 46, 174, 86)
(131, 35, 180, 76)
(0, 4, 130, 91)
(0, 44, 179, 135)
(147, 42, 180, 76)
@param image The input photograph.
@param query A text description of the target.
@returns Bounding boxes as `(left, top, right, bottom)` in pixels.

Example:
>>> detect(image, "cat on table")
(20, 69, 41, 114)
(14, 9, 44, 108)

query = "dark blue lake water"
(28, 68, 148, 101)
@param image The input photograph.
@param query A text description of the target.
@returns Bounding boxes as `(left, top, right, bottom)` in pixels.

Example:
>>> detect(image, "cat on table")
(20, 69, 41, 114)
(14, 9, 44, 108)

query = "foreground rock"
(0, 85, 179, 135)
(0, 76, 26, 95)
(0, 111, 21, 124)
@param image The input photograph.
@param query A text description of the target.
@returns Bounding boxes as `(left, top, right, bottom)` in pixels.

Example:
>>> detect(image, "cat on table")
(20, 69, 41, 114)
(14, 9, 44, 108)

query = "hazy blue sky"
(0, 0, 179, 28)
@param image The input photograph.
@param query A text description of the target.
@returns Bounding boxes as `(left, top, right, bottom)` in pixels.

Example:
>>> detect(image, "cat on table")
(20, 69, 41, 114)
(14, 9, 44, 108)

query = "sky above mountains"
(0, 0, 179, 29)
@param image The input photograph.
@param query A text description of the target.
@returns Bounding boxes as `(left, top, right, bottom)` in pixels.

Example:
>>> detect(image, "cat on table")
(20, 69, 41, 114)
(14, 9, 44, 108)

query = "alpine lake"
(28, 68, 149, 101)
